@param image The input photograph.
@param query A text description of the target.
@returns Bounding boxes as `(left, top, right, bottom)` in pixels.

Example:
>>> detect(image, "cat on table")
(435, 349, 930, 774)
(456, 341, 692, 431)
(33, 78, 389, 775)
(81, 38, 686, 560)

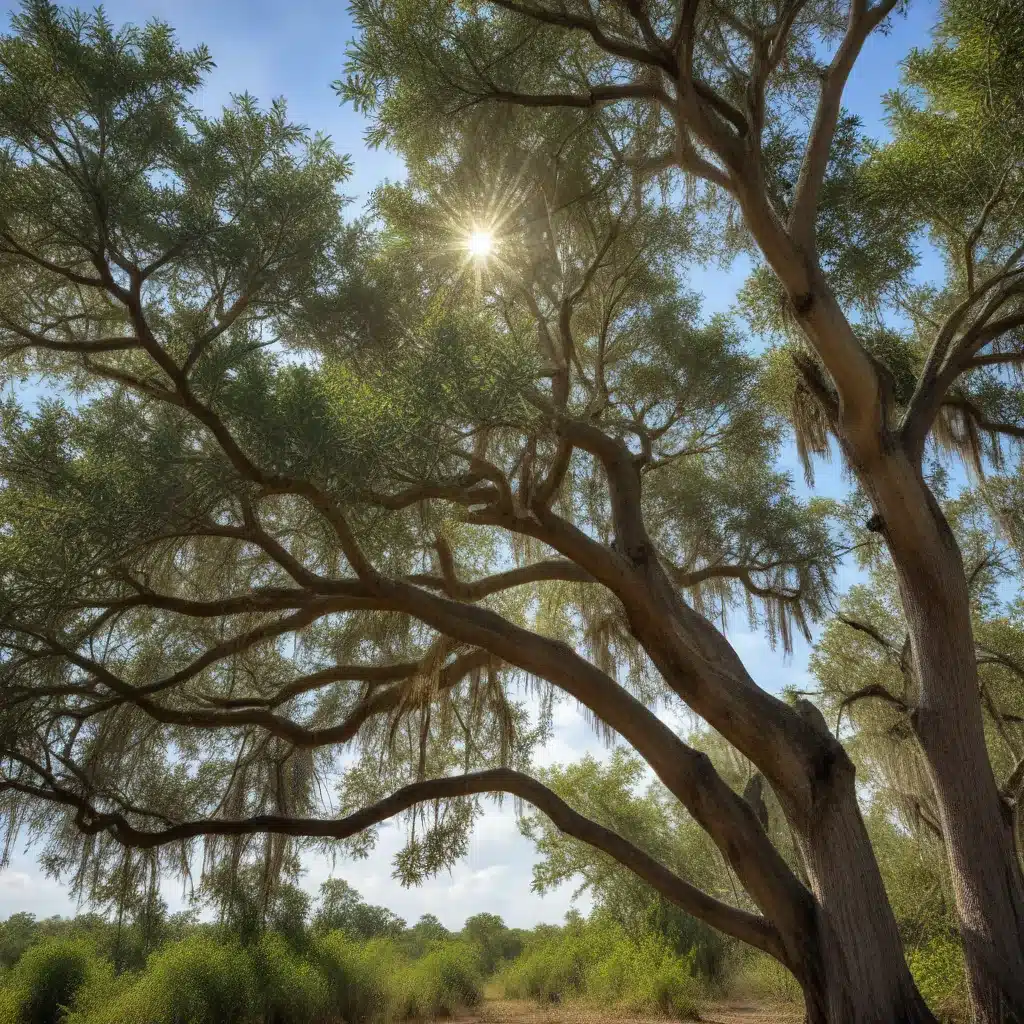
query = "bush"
(495, 919, 698, 1017)
(315, 932, 405, 1023)
(251, 933, 327, 1024)
(496, 939, 584, 1003)
(315, 932, 483, 1023)
(586, 932, 699, 1018)
(61, 960, 126, 1024)
(0, 989, 20, 1024)
(402, 942, 482, 1018)
(907, 937, 968, 1022)
(83, 936, 257, 1024)
(724, 949, 801, 1005)
(5, 939, 104, 1024)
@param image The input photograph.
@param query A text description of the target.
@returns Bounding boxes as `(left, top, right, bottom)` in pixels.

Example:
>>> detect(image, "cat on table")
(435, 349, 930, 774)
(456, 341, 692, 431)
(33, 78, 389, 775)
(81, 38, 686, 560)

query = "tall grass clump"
(907, 937, 968, 1022)
(80, 935, 256, 1024)
(2, 938, 106, 1024)
(496, 919, 698, 1018)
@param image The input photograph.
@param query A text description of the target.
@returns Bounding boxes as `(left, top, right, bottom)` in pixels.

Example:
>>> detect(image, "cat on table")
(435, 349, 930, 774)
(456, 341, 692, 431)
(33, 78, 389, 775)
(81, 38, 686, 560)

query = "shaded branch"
(1, 764, 784, 962)
(489, 1, 674, 72)
(411, 549, 595, 601)
(486, 82, 671, 111)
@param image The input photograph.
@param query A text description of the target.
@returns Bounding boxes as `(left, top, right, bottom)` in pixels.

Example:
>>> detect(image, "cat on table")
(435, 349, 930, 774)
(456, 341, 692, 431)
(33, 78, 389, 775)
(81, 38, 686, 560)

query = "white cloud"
(0, 858, 81, 920)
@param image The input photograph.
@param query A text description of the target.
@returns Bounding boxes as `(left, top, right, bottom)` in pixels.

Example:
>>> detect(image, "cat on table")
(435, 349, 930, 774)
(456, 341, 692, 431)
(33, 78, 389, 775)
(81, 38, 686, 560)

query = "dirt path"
(466, 997, 802, 1024)
(699, 1004, 803, 1023)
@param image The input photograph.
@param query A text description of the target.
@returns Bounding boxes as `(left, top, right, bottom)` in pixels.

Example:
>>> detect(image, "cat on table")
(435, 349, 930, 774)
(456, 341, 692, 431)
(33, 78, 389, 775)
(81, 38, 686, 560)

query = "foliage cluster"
(494, 915, 700, 1019)
(0, 925, 486, 1024)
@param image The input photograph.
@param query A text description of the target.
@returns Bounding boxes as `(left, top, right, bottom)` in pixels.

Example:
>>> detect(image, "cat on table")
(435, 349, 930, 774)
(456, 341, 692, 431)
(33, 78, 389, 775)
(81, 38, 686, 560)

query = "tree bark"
(863, 452, 1024, 1024)
(786, 704, 936, 1024)
(536, 429, 937, 1019)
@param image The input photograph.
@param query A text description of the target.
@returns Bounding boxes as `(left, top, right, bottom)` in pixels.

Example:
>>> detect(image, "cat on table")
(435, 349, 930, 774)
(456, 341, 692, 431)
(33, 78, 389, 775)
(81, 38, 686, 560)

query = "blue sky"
(0, 0, 942, 928)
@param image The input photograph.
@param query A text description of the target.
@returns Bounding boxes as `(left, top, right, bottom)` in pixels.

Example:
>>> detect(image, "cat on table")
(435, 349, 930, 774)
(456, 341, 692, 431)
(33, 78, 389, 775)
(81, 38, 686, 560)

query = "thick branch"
(2, 766, 784, 961)
(369, 574, 816, 952)
(787, 0, 899, 250)
(489, 1, 674, 73)
(409, 552, 594, 601)
(487, 82, 670, 111)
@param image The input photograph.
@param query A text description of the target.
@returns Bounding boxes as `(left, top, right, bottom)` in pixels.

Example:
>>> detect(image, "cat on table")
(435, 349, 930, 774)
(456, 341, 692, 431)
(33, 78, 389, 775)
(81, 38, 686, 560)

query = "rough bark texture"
(787, 705, 936, 1024)
(863, 453, 1024, 1023)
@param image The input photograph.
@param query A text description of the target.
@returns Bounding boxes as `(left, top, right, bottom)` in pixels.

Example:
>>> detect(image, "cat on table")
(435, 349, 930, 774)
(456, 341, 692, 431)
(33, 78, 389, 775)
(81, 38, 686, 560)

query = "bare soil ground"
(697, 1003, 803, 1023)
(465, 997, 803, 1024)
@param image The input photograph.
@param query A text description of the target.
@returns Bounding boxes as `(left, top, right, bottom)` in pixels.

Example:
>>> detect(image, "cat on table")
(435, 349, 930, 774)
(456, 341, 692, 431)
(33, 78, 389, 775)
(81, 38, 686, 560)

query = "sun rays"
(465, 228, 496, 259)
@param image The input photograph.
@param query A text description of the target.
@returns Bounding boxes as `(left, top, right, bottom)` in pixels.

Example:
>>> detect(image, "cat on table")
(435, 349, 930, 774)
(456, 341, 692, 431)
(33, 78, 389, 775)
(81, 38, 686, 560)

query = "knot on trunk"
(792, 291, 815, 316)
(612, 535, 649, 567)
(866, 512, 885, 534)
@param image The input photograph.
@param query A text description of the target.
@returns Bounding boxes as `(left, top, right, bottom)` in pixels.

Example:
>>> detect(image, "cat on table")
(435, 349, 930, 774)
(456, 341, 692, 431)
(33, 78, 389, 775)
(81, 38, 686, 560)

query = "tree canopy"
(2, 0, 1024, 1020)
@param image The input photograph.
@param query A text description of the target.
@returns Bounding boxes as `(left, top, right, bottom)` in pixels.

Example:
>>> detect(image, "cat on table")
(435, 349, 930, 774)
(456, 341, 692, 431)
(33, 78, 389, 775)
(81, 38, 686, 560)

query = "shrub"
(315, 932, 405, 1023)
(83, 936, 256, 1024)
(495, 939, 585, 1003)
(725, 949, 801, 1005)
(907, 937, 968, 1022)
(0, 988, 20, 1024)
(61, 960, 126, 1024)
(402, 942, 481, 1018)
(495, 919, 698, 1017)
(5, 939, 103, 1024)
(586, 932, 699, 1018)
(251, 933, 327, 1024)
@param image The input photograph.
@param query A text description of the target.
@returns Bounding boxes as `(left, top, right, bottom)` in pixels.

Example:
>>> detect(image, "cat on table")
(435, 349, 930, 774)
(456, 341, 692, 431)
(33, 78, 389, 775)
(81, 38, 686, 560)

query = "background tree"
(522, 750, 735, 984)
(460, 913, 523, 974)
(813, 487, 1024, 853)
(313, 879, 406, 940)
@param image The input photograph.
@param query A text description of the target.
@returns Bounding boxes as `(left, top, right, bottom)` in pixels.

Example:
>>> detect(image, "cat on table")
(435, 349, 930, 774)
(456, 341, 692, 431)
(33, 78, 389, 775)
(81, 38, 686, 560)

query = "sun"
(466, 228, 495, 259)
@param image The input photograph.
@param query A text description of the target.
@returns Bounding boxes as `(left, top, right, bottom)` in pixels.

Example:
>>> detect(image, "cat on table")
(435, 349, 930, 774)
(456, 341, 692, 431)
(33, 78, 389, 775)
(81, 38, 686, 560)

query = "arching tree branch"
(0, 763, 785, 962)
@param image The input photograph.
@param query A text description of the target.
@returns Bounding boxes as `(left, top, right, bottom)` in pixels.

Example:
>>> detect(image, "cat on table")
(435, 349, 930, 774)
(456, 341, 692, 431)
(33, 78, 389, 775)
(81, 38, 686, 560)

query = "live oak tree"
(0, 5, 878, 1022)
(339, 0, 1024, 1019)
(0, 6, 1002, 1024)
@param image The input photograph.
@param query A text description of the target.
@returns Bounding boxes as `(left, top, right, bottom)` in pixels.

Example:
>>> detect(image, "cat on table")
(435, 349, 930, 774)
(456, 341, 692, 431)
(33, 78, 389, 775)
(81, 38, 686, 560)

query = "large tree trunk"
(865, 453, 1024, 1023)
(561, 429, 937, 1020)
(785, 704, 936, 1024)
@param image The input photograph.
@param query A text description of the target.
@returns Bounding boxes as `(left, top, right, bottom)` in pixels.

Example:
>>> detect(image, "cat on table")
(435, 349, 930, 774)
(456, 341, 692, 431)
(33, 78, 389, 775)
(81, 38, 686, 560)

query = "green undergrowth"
(906, 937, 968, 1022)
(0, 912, 974, 1024)
(719, 949, 802, 1006)
(0, 938, 113, 1024)
(494, 918, 701, 1019)
(0, 932, 483, 1024)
